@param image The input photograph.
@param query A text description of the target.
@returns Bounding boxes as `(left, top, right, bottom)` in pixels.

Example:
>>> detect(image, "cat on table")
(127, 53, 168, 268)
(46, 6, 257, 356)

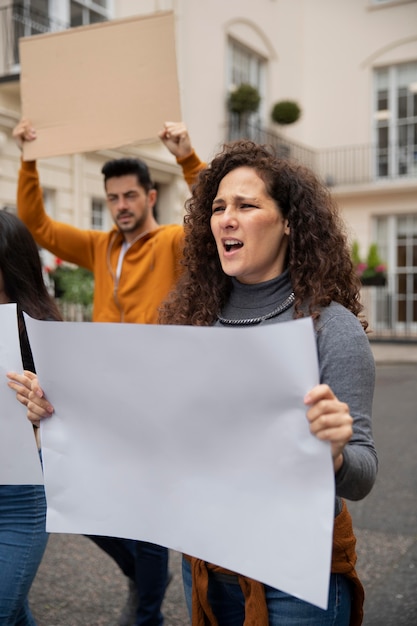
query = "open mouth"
(224, 239, 243, 252)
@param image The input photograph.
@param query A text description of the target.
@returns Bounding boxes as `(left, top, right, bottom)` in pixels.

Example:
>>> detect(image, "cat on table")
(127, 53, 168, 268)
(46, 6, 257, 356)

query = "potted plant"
(352, 242, 387, 287)
(270, 100, 301, 126)
(46, 257, 95, 305)
(228, 83, 261, 116)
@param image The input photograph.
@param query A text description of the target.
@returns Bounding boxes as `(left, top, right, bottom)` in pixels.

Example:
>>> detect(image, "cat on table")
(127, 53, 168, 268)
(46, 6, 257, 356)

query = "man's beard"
(116, 212, 147, 234)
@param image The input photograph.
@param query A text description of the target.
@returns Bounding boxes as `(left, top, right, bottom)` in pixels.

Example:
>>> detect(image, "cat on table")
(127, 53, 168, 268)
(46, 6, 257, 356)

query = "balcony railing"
(226, 118, 417, 187)
(360, 276, 417, 340)
(318, 143, 417, 186)
(0, 3, 67, 76)
(227, 116, 317, 172)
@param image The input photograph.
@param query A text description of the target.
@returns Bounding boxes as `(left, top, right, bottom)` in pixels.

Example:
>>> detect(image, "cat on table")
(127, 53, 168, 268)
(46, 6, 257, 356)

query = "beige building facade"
(0, 0, 416, 335)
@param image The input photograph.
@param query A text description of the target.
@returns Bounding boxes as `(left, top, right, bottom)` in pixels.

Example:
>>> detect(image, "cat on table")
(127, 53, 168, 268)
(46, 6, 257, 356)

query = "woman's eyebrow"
(212, 194, 258, 205)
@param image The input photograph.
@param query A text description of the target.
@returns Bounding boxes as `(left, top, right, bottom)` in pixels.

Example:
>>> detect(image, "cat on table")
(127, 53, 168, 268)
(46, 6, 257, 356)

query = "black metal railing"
(227, 116, 317, 171)
(0, 3, 67, 75)
(226, 118, 417, 187)
(360, 274, 417, 340)
(318, 143, 417, 186)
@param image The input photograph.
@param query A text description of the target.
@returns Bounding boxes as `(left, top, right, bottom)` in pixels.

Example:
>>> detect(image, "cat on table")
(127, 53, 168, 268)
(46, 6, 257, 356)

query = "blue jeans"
(0, 484, 48, 626)
(88, 535, 169, 625)
(182, 556, 351, 626)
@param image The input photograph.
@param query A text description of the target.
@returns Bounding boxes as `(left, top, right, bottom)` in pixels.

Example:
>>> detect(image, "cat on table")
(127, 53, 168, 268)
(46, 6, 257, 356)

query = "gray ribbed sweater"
(217, 271, 378, 515)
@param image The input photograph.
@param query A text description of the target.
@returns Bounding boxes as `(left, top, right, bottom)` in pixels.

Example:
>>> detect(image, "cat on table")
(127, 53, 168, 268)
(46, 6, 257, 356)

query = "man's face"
(105, 175, 157, 241)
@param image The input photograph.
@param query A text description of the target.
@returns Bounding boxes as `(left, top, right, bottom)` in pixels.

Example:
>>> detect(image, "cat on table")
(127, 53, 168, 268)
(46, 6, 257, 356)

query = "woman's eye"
(212, 206, 224, 214)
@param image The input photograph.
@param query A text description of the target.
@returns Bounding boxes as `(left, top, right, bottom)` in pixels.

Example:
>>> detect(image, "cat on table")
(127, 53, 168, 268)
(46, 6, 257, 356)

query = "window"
(13, 0, 51, 36)
(91, 199, 105, 230)
(396, 215, 417, 326)
(374, 62, 417, 178)
(9, 1, 109, 70)
(227, 38, 266, 140)
(11, 0, 58, 66)
(228, 39, 265, 91)
(374, 214, 417, 331)
(70, 0, 108, 27)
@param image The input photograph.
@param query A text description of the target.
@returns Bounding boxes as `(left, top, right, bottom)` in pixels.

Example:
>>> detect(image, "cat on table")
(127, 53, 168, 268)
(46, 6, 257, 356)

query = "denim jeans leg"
(87, 536, 168, 625)
(182, 556, 193, 617)
(265, 574, 352, 626)
(182, 556, 351, 626)
(134, 541, 169, 626)
(0, 484, 49, 626)
(182, 556, 245, 626)
(86, 535, 137, 578)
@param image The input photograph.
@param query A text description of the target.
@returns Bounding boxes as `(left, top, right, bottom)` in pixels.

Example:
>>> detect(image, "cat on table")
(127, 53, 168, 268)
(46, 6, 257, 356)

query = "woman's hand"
(304, 384, 353, 473)
(7, 370, 54, 427)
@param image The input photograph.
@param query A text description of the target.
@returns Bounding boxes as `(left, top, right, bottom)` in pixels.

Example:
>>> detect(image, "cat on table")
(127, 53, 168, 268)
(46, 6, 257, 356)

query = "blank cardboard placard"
(19, 12, 181, 160)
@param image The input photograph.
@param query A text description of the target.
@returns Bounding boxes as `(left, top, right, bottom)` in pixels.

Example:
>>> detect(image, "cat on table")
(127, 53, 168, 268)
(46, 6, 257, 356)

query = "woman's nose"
(219, 207, 238, 228)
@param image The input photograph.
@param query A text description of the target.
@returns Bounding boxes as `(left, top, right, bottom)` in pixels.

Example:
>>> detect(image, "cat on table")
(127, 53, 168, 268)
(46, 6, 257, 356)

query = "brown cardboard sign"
(19, 12, 181, 160)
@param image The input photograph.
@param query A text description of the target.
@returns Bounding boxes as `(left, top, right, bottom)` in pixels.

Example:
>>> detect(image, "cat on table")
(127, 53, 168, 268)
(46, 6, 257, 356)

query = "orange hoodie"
(17, 152, 205, 323)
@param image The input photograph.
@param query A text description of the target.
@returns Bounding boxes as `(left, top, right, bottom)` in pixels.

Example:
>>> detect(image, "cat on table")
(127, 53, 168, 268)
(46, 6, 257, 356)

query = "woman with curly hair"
(159, 141, 377, 626)
(1, 210, 61, 625)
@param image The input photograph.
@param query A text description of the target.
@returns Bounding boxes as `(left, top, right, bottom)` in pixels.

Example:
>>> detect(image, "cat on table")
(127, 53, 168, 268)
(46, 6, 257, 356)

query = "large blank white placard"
(0, 304, 43, 484)
(25, 315, 334, 608)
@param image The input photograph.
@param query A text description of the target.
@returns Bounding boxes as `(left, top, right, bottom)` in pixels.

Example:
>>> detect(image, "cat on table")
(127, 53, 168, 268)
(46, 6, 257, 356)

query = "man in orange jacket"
(14, 120, 203, 324)
(13, 119, 205, 626)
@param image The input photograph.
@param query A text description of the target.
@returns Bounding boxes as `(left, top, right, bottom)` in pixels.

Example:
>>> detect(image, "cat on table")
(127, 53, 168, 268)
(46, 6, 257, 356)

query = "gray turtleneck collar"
(218, 270, 294, 323)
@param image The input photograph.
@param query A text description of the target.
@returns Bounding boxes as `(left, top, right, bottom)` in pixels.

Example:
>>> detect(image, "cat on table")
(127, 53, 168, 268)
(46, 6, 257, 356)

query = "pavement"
(29, 342, 417, 625)
(30, 542, 189, 626)
(369, 340, 417, 365)
(349, 358, 417, 626)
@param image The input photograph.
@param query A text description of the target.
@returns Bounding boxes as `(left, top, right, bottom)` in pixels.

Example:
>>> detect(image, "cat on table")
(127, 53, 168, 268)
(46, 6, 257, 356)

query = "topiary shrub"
(228, 83, 261, 115)
(271, 100, 301, 125)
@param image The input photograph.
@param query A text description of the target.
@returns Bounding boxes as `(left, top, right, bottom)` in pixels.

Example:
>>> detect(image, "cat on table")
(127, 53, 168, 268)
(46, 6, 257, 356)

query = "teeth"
(224, 239, 243, 252)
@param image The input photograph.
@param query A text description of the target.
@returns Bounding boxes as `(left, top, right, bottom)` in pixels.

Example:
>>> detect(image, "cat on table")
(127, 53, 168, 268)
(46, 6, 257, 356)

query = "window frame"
(90, 197, 106, 230)
(226, 36, 267, 139)
(373, 61, 417, 179)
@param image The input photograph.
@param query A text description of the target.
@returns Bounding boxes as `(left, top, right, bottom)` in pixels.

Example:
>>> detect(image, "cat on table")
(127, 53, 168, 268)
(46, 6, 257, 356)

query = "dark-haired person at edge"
(10, 118, 205, 626)
(0, 210, 62, 625)
(157, 141, 378, 626)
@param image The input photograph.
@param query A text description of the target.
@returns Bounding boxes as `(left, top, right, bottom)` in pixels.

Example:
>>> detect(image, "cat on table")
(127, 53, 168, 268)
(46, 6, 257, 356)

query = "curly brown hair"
(159, 140, 366, 328)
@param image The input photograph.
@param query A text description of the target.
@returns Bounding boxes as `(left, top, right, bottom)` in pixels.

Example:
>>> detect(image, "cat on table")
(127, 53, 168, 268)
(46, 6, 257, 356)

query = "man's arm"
(159, 121, 206, 188)
(13, 120, 97, 269)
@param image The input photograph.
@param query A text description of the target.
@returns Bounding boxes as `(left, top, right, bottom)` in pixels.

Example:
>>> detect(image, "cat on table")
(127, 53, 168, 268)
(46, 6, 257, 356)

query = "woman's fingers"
(7, 370, 54, 424)
(304, 384, 353, 462)
(7, 370, 35, 404)
(26, 393, 53, 426)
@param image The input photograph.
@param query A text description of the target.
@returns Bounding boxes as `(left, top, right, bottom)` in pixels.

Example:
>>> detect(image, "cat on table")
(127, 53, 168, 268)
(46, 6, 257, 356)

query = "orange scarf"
(331, 500, 364, 626)
(186, 499, 364, 626)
